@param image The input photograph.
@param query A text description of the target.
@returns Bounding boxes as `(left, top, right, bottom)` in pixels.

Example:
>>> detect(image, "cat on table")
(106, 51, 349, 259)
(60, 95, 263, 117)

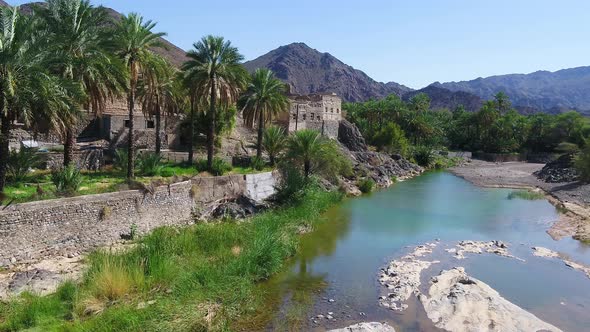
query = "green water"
(263, 172, 590, 332)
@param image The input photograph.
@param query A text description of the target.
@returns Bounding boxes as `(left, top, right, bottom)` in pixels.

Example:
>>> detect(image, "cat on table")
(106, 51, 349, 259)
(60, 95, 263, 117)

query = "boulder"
(338, 120, 367, 152)
(328, 322, 396, 332)
(535, 153, 579, 183)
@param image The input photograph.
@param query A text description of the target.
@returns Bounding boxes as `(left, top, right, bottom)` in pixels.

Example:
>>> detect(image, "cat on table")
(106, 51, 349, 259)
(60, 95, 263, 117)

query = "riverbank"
(450, 160, 590, 242)
(0, 188, 342, 331)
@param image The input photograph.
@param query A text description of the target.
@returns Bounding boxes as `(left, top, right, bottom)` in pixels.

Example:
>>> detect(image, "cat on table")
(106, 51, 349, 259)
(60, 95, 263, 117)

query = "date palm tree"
(239, 68, 289, 159)
(0, 7, 79, 191)
(262, 126, 286, 166)
(285, 129, 323, 178)
(182, 35, 248, 169)
(37, 0, 127, 166)
(110, 13, 165, 179)
(137, 53, 178, 154)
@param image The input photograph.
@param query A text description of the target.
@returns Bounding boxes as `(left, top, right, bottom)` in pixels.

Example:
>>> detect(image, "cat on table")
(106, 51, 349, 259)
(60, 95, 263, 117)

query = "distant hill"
(403, 85, 483, 112)
(434, 67, 590, 115)
(243, 43, 412, 102)
(1, 1, 188, 67)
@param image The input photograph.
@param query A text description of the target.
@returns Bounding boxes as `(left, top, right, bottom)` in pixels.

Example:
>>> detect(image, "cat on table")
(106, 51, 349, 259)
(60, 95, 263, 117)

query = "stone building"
(282, 93, 342, 139)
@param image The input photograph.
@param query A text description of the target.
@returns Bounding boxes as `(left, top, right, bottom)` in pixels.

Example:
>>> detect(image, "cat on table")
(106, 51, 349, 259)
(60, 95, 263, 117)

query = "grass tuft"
(507, 189, 546, 200)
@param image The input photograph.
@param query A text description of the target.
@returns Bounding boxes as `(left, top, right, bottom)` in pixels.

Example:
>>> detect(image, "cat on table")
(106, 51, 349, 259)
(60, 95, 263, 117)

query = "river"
(256, 172, 590, 332)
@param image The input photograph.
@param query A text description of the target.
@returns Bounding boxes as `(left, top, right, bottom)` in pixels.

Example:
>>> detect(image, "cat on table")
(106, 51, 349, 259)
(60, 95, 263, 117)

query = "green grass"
(0, 188, 342, 331)
(507, 189, 546, 200)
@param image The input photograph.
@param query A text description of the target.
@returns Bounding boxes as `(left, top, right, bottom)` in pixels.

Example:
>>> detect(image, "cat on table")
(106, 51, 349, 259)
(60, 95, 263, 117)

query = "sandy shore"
(450, 160, 590, 242)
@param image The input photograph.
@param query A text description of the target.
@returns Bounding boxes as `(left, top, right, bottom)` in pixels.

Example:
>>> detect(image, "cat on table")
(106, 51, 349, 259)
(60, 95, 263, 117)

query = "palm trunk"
(188, 98, 195, 165)
(63, 128, 75, 167)
(304, 159, 311, 178)
(155, 94, 162, 155)
(127, 63, 136, 180)
(256, 105, 264, 159)
(207, 78, 216, 170)
(0, 113, 10, 192)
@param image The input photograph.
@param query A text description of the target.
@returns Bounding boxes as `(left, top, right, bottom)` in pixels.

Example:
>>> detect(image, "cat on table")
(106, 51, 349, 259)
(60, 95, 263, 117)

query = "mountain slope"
(1, 1, 188, 67)
(403, 85, 483, 112)
(243, 43, 412, 102)
(435, 66, 590, 113)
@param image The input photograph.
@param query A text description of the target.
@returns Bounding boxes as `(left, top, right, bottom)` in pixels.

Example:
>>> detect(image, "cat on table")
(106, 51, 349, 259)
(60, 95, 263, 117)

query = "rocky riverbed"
(377, 240, 590, 332)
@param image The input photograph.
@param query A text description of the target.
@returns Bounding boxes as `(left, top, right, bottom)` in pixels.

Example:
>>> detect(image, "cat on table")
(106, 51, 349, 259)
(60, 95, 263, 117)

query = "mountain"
(403, 85, 483, 112)
(434, 67, 590, 114)
(0, 1, 188, 67)
(243, 43, 412, 102)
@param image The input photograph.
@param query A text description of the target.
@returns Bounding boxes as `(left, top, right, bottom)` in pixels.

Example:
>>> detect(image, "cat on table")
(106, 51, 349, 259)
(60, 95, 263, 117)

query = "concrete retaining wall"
(0, 171, 278, 267)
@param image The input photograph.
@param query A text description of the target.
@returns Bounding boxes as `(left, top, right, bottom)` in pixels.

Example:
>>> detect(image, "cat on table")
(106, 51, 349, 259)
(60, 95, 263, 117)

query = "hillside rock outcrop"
(535, 153, 579, 183)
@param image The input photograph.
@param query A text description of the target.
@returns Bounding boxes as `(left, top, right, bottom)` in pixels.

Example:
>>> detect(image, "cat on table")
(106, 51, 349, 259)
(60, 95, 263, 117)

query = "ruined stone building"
(279, 93, 342, 139)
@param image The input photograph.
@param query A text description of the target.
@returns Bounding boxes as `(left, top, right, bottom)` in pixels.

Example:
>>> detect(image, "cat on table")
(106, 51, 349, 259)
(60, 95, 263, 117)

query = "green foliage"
(344, 94, 590, 155)
(575, 145, 590, 182)
(250, 156, 265, 171)
(51, 165, 82, 195)
(7, 147, 41, 183)
(507, 190, 545, 200)
(137, 152, 163, 176)
(273, 163, 310, 204)
(372, 122, 410, 157)
(285, 129, 352, 182)
(196, 158, 232, 176)
(358, 178, 375, 193)
(413, 146, 435, 167)
(0, 187, 342, 331)
(555, 142, 580, 154)
(262, 126, 287, 165)
(113, 149, 130, 173)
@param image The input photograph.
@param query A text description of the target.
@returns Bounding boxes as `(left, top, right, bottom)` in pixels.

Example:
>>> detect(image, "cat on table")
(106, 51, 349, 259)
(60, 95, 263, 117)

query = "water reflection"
(255, 172, 590, 332)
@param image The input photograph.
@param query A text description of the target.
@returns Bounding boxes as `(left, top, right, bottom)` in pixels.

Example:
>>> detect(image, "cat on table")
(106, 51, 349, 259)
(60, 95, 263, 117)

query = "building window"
(124, 120, 131, 128)
(146, 120, 155, 129)
(292, 113, 297, 120)
(310, 113, 315, 120)
(302, 114, 306, 120)
(325, 107, 328, 112)
(331, 108, 334, 113)
(337, 109, 340, 113)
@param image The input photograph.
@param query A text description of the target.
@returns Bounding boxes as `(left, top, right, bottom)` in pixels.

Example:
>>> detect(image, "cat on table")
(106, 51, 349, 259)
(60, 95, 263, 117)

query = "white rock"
(420, 267, 563, 332)
(328, 322, 396, 332)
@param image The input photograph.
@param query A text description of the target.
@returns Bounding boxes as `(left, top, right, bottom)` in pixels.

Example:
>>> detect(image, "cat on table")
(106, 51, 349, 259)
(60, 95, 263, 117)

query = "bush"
(555, 142, 580, 154)
(196, 158, 232, 176)
(413, 146, 435, 167)
(51, 165, 82, 194)
(114, 149, 130, 173)
(250, 156, 265, 171)
(372, 122, 410, 157)
(137, 153, 163, 176)
(358, 178, 375, 193)
(7, 147, 41, 183)
(160, 168, 175, 178)
(507, 190, 545, 200)
(273, 164, 309, 204)
(575, 145, 590, 182)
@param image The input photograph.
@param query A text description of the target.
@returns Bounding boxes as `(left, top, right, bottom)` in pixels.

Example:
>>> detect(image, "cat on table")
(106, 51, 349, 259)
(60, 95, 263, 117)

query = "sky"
(9, 0, 590, 89)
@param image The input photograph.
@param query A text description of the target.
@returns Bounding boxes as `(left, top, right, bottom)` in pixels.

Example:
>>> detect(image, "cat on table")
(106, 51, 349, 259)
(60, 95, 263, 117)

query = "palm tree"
(0, 7, 79, 191)
(110, 13, 165, 179)
(262, 126, 286, 166)
(285, 129, 324, 178)
(137, 53, 177, 154)
(182, 35, 248, 169)
(37, 0, 127, 166)
(239, 68, 289, 158)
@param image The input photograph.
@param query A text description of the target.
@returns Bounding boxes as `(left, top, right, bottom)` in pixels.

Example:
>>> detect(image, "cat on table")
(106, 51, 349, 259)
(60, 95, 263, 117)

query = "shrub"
(555, 142, 580, 154)
(196, 159, 208, 173)
(137, 153, 163, 176)
(7, 147, 41, 183)
(372, 122, 410, 157)
(273, 164, 309, 204)
(358, 178, 375, 193)
(160, 168, 175, 178)
(210, 158, 232, 176)
(507, 190, 545, 200)
(51, 166, 82, 194)
(413, 146, 435, 167)
(250, 156, 265, 171)
(114, 149, 130, 173)
(575, 145, 590, 182)
(263, 126, 287, 166)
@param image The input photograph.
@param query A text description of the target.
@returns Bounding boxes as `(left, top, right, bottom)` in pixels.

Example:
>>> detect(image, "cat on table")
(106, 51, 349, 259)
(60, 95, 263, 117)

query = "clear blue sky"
(9, 0, 590, 89)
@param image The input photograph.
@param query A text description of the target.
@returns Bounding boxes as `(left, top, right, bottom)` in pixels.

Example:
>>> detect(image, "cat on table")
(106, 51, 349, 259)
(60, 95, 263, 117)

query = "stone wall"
(0, 172, 278, 267)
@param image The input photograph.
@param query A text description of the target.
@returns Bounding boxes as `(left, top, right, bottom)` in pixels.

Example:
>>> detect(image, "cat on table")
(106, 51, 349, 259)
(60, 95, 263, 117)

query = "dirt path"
(450, 160, 590, 242)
